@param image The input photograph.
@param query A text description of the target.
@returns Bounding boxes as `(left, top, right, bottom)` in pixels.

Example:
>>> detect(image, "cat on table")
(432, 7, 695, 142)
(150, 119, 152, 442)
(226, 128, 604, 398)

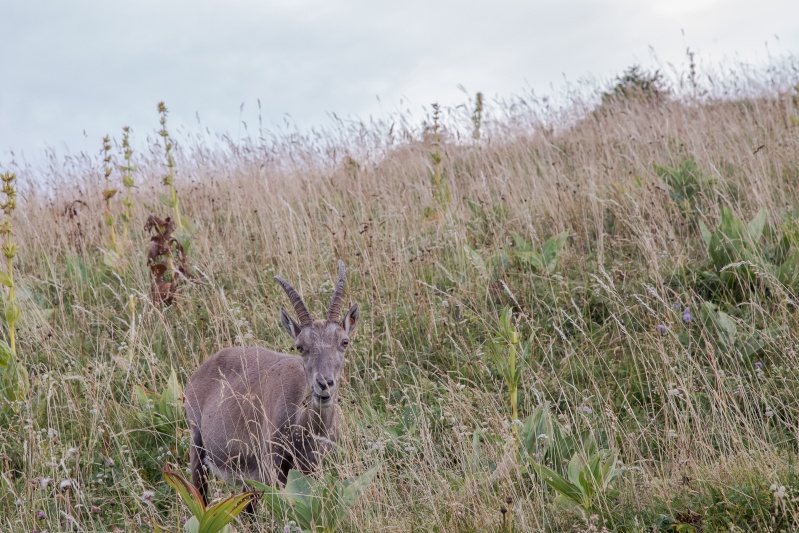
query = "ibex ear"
(342, 303, 359, 335)
(280, 307, 302, 340)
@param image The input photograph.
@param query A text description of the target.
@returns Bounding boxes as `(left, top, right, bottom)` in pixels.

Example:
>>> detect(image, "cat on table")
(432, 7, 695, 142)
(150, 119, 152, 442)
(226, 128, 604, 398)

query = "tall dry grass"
(1, 58, 799, 531)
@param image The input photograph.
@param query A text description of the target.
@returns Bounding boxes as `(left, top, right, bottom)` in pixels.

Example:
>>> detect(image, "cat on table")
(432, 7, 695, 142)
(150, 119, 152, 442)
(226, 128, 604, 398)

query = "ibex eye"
(341, 339, 349, 348)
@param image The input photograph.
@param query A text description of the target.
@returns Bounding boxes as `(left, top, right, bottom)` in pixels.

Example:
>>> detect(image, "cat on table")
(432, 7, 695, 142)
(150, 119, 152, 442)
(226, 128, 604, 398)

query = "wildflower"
(577, 405, 593, 414)
(65, 447, 78, 459)
(765, 409, 774, 418)
(682, 307, 692, 323)
(38, 510, 46, 519)
(673, 301, 682, 310)
(656, 324, 667, 334)
(141, 490, 155, 502)
(90, 506, 100, 514)
(754, 361, 764, 371)
(15, 498, 23, 506)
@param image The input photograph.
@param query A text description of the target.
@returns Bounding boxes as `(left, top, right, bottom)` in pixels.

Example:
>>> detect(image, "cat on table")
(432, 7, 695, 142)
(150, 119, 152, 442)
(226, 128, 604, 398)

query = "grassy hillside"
(2, 63, 799, 532)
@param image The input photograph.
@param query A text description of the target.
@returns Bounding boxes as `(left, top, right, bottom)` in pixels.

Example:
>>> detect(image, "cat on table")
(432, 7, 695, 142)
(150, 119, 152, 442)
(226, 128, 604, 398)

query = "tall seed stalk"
(158, 102, 184, 230)
(102, 135, 118, 251)
(119, 126, 136, 239)
(497, 306, 521, 447)
(0, 172, 18, 360)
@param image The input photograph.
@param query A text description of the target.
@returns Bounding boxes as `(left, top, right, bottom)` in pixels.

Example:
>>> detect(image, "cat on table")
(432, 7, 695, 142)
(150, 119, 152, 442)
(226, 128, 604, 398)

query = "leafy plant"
(521, 403, 620, 512)
(135, 367, 183, 435)
(601, 65, 670, 104)
(0, 172, 27, 402)
(158, 102, 184, 231)
(248, 465, 378, 533)
(492, 307, 525, 446)
(511, 231, 568, 273)
(655, 156, 714, 214)
(530, 449, 620, 510)
(471, 91, 484, 141)
(155, 464, 255, 533)
(423, 103, 450, 221)
(119, 125, 137, 239)
(145, 214, 191, 305)
(101, 134, 119, 253)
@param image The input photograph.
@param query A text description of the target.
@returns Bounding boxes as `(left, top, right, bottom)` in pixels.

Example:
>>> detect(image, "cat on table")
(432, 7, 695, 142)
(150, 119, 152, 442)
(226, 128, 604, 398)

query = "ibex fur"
(184, 260, 359, 503)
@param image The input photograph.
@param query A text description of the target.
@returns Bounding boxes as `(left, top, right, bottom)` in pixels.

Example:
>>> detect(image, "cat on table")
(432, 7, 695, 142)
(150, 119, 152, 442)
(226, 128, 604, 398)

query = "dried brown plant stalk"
(145, 214, 191, 305)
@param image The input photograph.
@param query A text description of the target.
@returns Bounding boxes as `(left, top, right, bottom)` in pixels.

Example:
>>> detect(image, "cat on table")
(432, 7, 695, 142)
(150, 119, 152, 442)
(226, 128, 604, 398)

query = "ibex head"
(274, 260, 359, 407)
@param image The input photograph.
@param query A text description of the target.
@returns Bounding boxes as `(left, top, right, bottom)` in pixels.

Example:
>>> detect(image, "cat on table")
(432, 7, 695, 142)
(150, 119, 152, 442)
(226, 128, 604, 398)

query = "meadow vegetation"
(1, 57, 799, 531)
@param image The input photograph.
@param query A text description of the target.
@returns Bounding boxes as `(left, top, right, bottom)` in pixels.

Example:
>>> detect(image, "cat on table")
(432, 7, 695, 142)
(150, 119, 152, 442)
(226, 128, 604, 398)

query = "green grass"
(2, 59, 799, 531)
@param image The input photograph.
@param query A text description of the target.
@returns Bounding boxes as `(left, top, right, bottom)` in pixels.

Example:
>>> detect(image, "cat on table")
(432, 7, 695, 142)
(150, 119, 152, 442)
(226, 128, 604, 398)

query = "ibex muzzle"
(183, 260, 359, 504)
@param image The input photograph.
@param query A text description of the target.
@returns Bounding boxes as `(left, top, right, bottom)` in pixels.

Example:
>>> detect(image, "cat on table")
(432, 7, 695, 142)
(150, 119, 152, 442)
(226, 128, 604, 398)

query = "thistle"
(158, 102, 184, 230)
(119, 126, 136, 239)
(102, 135, 118, 251)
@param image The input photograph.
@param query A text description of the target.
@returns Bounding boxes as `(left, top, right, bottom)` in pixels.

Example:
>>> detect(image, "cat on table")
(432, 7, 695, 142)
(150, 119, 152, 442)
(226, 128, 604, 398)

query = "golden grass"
(2, 60, 799, 531)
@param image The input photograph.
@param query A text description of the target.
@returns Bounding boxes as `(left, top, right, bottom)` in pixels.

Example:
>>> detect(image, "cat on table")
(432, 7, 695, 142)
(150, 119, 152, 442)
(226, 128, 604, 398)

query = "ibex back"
(183, 260, 359, 503)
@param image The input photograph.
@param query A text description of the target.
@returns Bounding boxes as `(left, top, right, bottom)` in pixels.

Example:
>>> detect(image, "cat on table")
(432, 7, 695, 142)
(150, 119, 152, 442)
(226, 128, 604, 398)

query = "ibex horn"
(326, 260, 346, 322)
(274, 275, 313, 327)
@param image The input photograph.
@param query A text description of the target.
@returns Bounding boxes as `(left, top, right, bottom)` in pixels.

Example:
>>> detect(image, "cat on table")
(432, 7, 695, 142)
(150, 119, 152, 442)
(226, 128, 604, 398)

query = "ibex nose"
(316, 376, 335, 390)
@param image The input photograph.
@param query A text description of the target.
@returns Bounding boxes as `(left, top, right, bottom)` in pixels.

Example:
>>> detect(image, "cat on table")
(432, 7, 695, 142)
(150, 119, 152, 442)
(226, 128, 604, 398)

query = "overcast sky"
(1, 0, 797, 164)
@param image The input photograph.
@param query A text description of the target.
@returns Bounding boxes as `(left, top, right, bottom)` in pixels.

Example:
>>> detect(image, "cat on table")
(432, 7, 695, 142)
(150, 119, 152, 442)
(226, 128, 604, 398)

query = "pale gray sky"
(1, 0, 797, 163)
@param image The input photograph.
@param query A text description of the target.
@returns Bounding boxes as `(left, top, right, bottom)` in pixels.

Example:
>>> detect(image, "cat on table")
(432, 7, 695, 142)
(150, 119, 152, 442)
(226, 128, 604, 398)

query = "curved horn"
(326, 260, 346, 322)
(274, 276, 313, 327)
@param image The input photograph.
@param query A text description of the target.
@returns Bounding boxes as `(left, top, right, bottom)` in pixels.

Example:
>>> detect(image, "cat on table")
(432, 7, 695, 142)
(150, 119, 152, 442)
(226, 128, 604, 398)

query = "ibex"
(184, 261, 359, 503)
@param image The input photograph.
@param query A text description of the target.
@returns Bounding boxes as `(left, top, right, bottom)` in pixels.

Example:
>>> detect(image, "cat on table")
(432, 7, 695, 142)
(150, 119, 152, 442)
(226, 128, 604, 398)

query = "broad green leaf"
(0, 340, 11, 368)
(463, 245, 486, 274)
(699, 220, 712, 248)
(0, 271, 11, 288)
(340, 465, 379, 508)
(566, 453, 585, 488)
(183, 516, 200, 533)
(747, 209, 766, 242)
(778, 251, 799, 290)
(164, 465, 206, 518)
(4, 300, 20, 325)
(511, 232, 532, 254)
(542, 231, 568, 272)
(3, 361, 29, 402)
(199, 493, 255, 533)
(715, 310, 737, 346)
(530, 461, 584, 507)
(246, 479, 290, 519)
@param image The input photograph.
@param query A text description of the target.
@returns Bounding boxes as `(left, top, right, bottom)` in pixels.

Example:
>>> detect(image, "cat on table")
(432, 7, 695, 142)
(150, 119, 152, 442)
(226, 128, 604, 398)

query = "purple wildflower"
(682, 307, 692, 323)
(656, 324, 667, 334)
(673, 301, 682, 310)
(38, 510, 46, 520)
(755, 361, 765, 371)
